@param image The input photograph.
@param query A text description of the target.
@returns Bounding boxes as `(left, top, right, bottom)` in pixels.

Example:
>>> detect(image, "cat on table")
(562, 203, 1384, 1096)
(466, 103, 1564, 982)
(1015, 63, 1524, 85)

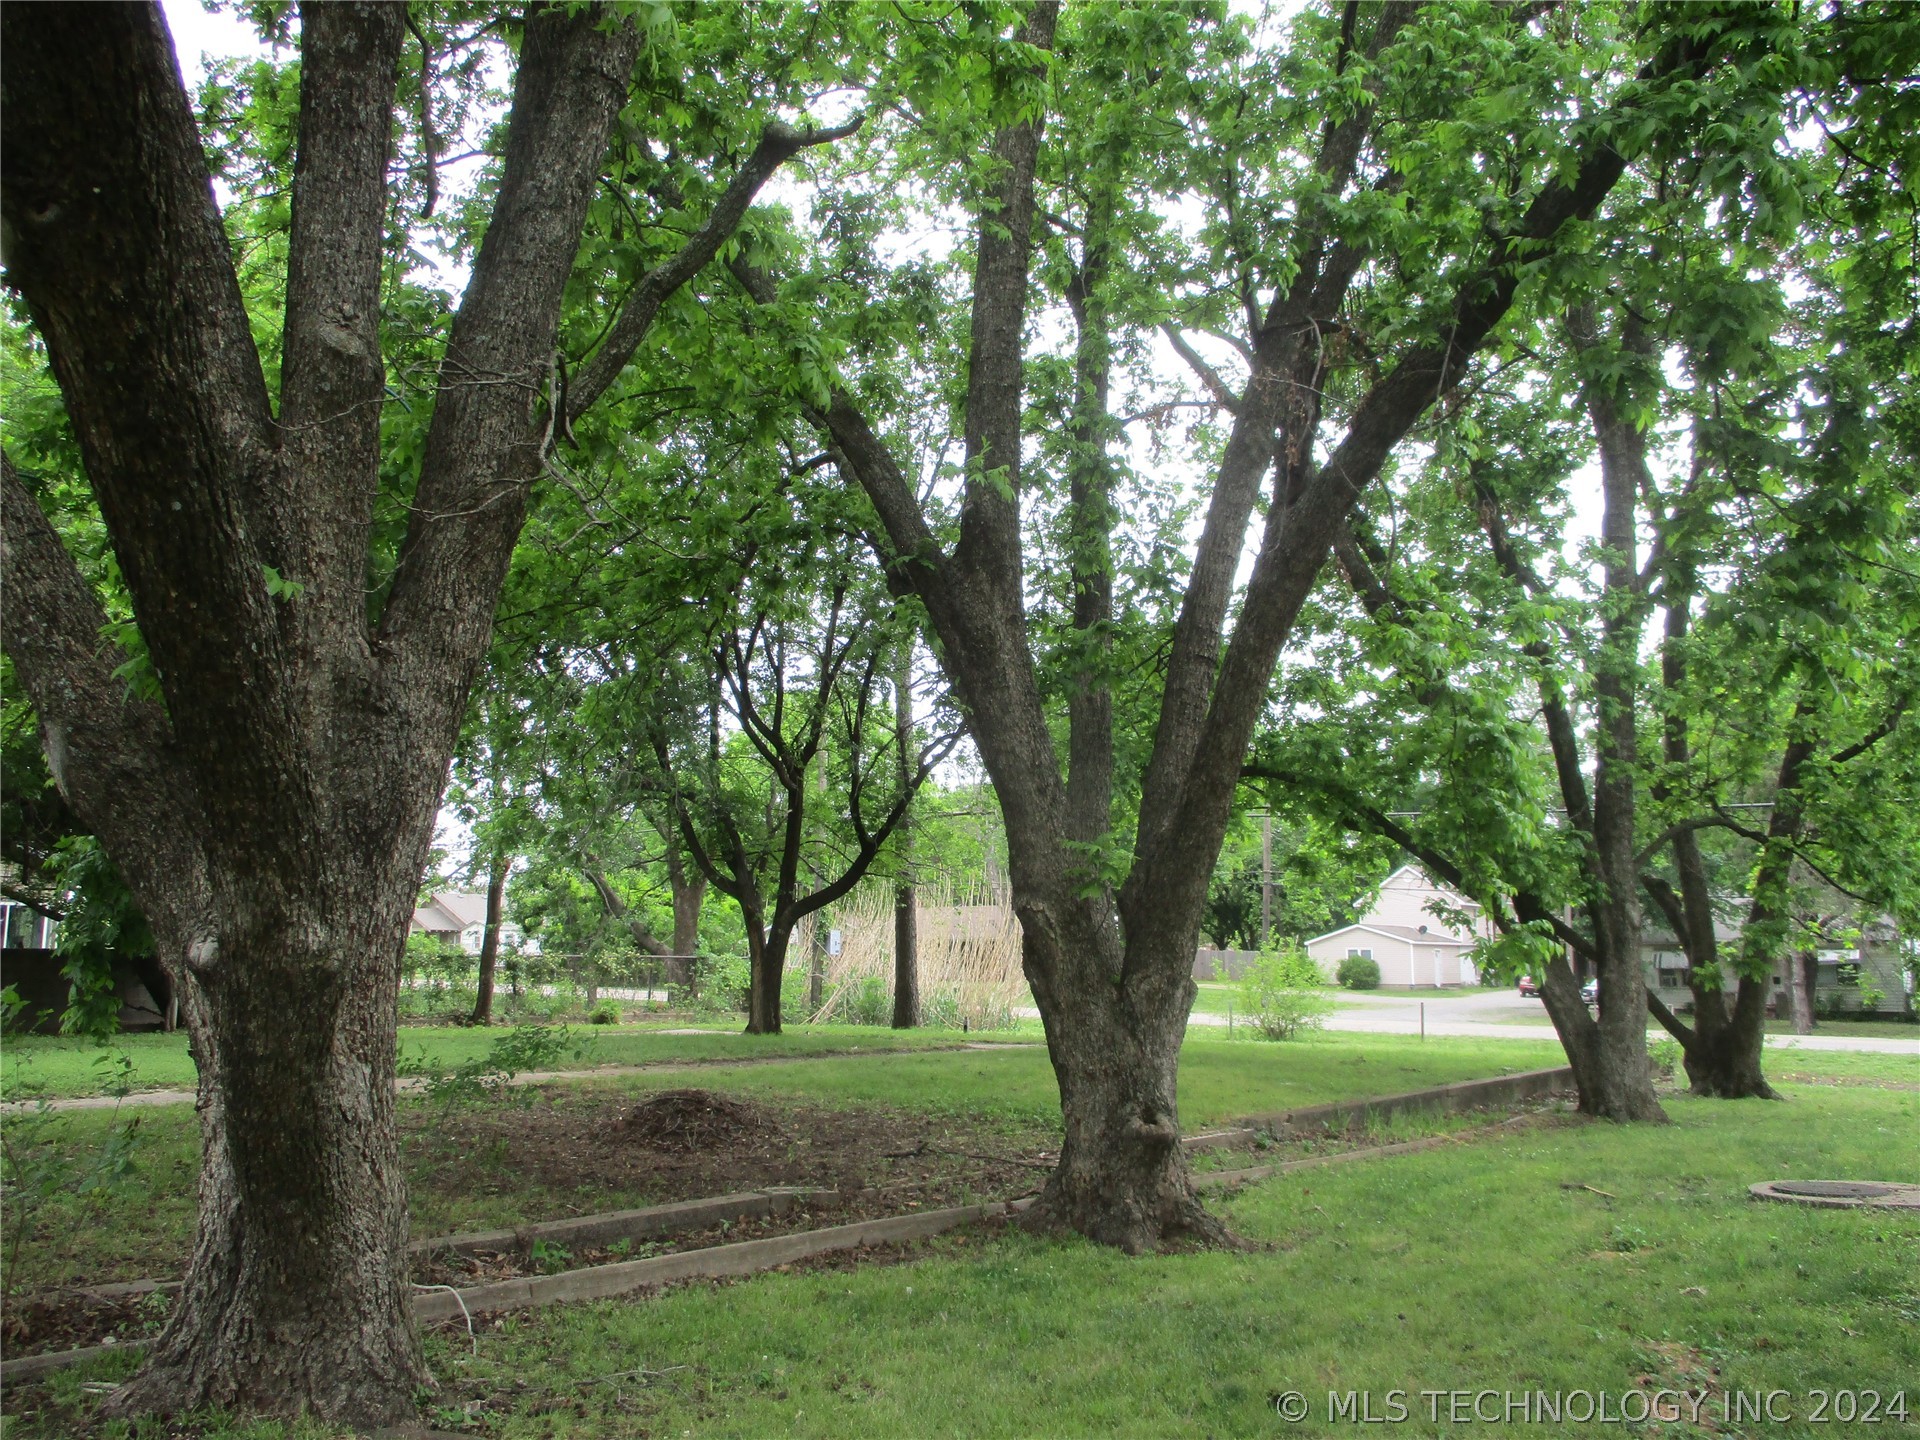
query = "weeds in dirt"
(400, 1023, 591, 1110)
(0, 1049, 144, 1304)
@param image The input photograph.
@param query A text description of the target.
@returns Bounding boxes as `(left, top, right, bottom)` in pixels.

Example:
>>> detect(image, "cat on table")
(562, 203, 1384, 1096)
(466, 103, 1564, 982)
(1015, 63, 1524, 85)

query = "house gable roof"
(412, 890, 490, 933)
(1306, 921, 1472, 949)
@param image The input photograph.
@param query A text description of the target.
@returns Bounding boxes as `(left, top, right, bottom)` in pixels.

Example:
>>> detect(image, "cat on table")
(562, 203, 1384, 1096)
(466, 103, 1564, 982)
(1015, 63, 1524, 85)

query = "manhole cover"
(1749, 1180, 1920, 1210)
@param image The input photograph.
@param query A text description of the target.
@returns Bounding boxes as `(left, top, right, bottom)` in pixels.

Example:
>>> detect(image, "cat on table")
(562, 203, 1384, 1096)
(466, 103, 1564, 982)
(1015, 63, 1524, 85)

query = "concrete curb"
(1196, 1111, 1560, 1191)
(413, 1199, 1024, 1324)
(0, 1342, 135, 1384)
(1232, 1066, 1574, 1138)
(409, 1186, 836, 1260)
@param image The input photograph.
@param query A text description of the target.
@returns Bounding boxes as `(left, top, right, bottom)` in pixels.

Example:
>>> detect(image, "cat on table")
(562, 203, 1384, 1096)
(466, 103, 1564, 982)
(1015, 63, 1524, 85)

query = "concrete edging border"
(1232, 1066, 1574, 1138)
(409, 1185, 836, 1260)
(412, 1199, 1030, 1324)
(1, 1067, 1576, 1384)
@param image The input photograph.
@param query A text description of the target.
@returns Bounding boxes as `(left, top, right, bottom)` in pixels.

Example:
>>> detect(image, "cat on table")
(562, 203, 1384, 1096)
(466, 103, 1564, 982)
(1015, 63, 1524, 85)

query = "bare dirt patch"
(403, 1088, 1059, 1289)
(1, 1290, 168, 1361)
(407, 1086, 1057, 1220)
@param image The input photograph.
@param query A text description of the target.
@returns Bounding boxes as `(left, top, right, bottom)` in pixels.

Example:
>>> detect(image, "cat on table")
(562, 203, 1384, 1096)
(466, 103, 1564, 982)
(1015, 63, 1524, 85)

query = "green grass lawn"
(1766, 1016, 1920, 1041)
(16, 1072, 1915, 1438)
(0, 1021, 1038, 1100)
(563, 1032, 1572, 1129)
(0, 1033, 1572, 1296)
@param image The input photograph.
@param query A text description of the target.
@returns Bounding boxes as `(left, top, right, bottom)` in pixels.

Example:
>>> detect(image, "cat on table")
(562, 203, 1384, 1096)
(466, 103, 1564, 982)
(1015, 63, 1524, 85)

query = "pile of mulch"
(620, 1089, 775, 1152)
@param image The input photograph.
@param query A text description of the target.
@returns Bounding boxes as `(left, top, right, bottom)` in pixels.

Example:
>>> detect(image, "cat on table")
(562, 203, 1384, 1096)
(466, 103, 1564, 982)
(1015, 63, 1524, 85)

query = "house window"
(1346, 948, 1373, 960)
(1836, 961, 1862, 988)
(1659, 969, 1685, 990)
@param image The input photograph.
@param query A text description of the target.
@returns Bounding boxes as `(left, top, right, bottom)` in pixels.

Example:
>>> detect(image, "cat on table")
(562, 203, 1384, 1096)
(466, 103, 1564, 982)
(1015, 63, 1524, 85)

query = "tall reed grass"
(803, 880, 1025, 1030)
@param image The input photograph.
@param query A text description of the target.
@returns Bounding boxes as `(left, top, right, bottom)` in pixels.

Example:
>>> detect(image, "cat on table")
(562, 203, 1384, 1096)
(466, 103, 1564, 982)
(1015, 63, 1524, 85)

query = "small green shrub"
(1236, 944, 1335, 1041)
(847, 976, 891, 1027)
(1336, 955, 1382, 990)
(400, 1023, 585, 1110)
(693, 952, 751, 1015)
(1, 1049, 144, 1301)
(587, 999, 621, 1025)
(1648, 1038, 1682, 1079)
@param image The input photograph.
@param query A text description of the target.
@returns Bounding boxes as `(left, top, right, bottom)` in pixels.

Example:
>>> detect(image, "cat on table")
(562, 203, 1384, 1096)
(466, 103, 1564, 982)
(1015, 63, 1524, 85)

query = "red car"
(1517, 974, 1542, 998)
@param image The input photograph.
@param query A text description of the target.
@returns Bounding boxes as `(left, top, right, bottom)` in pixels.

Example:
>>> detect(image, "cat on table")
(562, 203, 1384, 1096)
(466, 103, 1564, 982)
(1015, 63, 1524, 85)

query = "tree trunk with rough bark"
(1676, 977, 1775, 1097)
(1020, 918, 1227, 1252)
(470, 858, 508, 1026)
(0, 1, 830, 1419)
(892, 645, 918, 1028)
(745, 4, 1728, 1241)
(1791, 951, 1817, 1034)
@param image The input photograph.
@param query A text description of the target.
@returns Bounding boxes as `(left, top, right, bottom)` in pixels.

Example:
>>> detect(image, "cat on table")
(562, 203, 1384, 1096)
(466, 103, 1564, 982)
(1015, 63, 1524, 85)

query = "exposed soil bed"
(1, 1290, 163, 1364)
(406, 1086, 1057, 1229)
(408, 1087, 1054, 1289)
(2, 1086, 1058, 1359)
(3, 1087, 1567, 1366)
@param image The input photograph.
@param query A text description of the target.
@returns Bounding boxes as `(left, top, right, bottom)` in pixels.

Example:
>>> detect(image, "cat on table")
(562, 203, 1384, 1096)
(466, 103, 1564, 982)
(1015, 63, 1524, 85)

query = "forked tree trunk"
(1676, 976, 1775, 1097)
(1540, 951, 1665, 1122)
(745, 919, 791, 1035)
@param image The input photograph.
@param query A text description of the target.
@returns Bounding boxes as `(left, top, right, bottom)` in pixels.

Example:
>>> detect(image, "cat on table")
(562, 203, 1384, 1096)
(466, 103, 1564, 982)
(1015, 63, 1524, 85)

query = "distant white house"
(1304, 866, 1494, 987)
(411, 889, 526, 956)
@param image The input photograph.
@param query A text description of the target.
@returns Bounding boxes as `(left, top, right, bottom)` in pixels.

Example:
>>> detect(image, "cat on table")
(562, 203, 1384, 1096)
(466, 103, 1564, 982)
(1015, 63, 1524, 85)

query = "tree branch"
(565, 117, 861, 424)
(378, 5, 640, 740)
(0, 456, 210, 942)
(279, 1, 407, 647)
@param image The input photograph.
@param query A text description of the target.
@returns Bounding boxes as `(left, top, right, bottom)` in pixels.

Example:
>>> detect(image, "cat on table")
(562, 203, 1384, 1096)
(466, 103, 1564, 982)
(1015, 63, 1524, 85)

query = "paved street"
(1187, 986, 1920, 1056)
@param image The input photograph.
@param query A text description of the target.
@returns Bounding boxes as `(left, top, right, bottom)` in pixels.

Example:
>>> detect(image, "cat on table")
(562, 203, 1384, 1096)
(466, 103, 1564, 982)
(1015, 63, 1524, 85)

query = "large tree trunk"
(892, 646, 919, 1029)
(665, 844, 704, 991)
(0, 0, 820, 1416)
(1677, 976, 1775, 1097)
(1019, 919, 1226, 1252)
(132, 879, 422, 1418)
(470, 857, 508, 1025)
(1566, 304, 1665, 1124)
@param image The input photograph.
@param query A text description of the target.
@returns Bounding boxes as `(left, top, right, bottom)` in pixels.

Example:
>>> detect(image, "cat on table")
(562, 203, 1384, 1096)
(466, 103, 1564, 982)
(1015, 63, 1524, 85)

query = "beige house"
(410, 889, 525, 955)
(1304, 866, 1494, 988)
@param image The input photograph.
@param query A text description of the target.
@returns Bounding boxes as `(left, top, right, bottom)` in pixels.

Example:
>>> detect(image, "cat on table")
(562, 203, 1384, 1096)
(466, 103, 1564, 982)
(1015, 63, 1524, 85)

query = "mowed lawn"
(0, 1022, 1041, 1101)
(13, 1067, 1915, 1439)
